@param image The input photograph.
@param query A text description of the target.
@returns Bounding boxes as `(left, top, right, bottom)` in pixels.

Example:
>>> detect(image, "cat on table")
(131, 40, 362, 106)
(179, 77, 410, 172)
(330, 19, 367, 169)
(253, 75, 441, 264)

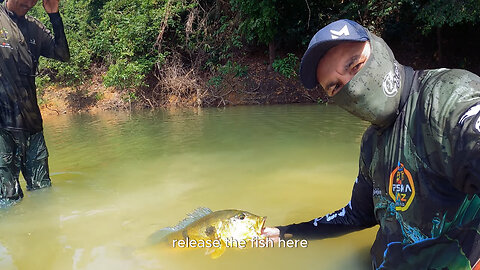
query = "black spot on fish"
(205, 226, 216, 236)
(182, 230, 188, 239)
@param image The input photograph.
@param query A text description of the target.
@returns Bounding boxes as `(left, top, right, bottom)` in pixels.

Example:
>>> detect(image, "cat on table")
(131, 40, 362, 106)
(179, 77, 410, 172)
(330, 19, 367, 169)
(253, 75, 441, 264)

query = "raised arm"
(38, 0, 70, 62)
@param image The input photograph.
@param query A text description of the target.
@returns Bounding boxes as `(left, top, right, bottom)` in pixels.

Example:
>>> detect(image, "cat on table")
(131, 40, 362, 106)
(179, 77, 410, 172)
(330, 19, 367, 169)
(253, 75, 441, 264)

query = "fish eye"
(237, 213, 245, 220)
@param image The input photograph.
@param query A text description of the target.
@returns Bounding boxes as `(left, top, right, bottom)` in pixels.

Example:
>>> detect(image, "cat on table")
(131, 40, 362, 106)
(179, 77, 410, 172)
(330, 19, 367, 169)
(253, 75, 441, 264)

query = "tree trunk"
(268, 41, 275, 71)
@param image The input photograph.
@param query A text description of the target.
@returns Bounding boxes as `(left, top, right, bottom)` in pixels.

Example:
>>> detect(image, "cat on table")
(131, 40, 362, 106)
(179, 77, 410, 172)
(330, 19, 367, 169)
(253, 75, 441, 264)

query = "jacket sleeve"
(451, 102, 480, 195)
(37, 12, 70, 62)
(424, 70, 480, 195)
(277, 172, 378, 240)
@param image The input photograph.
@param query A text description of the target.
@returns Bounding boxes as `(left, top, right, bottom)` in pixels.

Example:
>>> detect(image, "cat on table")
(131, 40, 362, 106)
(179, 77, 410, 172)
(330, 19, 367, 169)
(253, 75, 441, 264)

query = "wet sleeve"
(451, 103, 480, 195)
(277, 173, 377, 240)
(419, 70, 480, 195)
(38, 12, 70, 62)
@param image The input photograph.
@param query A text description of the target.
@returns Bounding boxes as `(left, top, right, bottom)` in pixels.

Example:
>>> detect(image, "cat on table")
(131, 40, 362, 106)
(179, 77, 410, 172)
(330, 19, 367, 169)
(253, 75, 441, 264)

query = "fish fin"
(147, 227, 176, 244)
(171, 207, 213, 231)
(206, 243, 226, 259)
(149, 207, 212, 245)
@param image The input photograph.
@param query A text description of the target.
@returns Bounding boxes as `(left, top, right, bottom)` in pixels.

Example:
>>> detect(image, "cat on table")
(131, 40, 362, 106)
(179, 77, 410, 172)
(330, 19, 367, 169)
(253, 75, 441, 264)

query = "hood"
(331, 32, 411, 128)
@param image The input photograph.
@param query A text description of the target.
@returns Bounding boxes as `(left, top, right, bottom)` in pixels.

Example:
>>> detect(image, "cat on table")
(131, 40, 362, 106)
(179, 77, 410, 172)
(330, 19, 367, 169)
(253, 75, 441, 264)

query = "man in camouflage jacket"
(264, 19, 480, 269)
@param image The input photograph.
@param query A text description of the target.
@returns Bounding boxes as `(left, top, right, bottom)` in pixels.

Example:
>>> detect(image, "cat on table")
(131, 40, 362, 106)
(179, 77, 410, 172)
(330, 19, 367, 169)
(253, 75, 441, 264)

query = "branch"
(304, 0, 311, 29)
(155, 0, 172, 51)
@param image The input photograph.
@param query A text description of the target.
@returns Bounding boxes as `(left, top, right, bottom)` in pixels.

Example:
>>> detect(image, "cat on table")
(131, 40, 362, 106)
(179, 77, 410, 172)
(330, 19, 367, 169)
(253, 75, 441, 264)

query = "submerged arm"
(266, 173, 377, 241)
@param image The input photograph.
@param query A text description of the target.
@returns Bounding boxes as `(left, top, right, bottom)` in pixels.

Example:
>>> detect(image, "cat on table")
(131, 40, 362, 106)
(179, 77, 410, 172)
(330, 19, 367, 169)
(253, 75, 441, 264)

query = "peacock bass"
(150, 207, 267, 258)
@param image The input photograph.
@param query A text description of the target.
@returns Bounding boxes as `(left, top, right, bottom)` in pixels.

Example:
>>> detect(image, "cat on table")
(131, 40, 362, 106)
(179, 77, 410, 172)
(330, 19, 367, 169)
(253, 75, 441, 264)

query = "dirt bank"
(39, 54, 324, 117)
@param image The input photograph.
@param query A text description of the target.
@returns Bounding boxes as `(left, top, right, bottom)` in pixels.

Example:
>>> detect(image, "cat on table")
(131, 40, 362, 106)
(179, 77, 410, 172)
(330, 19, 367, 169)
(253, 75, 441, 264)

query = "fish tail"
(148, 227, 176, 244)
(149, 207, 212, 245)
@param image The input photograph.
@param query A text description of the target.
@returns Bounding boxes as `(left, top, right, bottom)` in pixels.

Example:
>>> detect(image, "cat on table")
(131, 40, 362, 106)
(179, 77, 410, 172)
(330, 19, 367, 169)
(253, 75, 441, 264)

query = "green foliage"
(230, 0, 280, 45)
(35, 75, 51, 90)
(91, 0, 161, 59)
(103, 58, 151, 89)
(415, 0, 480, 33)
(218, 61, 248, 77)
(197, 12, 245, 76)
(95, 92, 104, 101)
(29, 0, 177, 90)
(208, 60, 248, 88)
(123, 91, 138, 102)
(30, 0, 93, 85)
(91, 0, 164, 89)
(272, 53, 298, 78)
(208, 76, 223, 88)
(25, 0, 480, 103)
(336, 0, 480, 35)
(337, 0, 405, 34)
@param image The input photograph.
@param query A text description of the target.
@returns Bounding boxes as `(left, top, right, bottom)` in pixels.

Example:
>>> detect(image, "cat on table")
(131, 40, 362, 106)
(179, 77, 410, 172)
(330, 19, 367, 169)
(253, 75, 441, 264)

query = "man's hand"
(262, 227, 281, 242)
(42, 0, 59, 13)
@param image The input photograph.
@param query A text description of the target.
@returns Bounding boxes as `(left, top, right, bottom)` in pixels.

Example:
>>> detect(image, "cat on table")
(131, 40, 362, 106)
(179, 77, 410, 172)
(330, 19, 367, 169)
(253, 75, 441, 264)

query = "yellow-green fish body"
(151, 207, 266, 258)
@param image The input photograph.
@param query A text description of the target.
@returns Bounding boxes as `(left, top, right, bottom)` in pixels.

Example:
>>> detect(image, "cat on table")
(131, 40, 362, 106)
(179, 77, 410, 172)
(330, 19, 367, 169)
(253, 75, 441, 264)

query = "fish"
(149, 207, 266, 258)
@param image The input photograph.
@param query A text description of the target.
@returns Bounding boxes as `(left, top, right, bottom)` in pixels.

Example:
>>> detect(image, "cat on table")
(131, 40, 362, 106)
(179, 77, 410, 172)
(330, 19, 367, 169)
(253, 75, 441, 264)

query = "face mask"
(331, 33, 406, 127)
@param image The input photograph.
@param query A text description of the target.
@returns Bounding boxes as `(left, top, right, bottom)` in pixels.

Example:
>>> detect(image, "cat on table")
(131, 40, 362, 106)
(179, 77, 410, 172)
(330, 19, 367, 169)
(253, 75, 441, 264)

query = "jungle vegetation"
(30, 0, 480, 108)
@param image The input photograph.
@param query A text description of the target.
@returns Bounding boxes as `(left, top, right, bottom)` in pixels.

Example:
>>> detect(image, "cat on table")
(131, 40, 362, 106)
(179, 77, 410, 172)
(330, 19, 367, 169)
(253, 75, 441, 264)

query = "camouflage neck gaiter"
(331, 33, 407, 127)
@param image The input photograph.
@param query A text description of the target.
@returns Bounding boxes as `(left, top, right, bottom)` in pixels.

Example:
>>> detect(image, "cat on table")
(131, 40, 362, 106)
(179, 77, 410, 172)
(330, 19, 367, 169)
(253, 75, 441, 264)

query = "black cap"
(300, 19, 369, 89)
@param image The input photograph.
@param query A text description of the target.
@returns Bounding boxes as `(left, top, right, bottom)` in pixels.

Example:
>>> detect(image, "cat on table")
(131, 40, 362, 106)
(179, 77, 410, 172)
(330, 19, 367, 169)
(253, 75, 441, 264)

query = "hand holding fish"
(262, 227, 281, 242)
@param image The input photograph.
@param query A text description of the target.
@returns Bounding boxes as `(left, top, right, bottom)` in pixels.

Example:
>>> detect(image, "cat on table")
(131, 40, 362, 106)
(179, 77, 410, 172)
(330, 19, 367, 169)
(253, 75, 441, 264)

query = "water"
(0, 104, 378, 270)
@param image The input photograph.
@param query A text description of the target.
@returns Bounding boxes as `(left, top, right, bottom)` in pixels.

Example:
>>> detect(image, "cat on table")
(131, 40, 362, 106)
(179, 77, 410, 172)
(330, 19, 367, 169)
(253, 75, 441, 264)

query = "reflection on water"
(0, 104, 377, 270)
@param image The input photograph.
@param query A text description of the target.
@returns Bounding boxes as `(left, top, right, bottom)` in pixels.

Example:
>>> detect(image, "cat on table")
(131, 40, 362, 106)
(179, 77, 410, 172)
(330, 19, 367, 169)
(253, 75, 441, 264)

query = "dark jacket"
(0, 4, 69, 132)
(280, 31, 480, 269)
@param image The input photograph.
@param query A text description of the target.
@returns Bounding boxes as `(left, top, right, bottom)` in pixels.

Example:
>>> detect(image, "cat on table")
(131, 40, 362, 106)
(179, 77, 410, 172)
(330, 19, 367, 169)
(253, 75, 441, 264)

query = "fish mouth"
(259, 216, 267, 234)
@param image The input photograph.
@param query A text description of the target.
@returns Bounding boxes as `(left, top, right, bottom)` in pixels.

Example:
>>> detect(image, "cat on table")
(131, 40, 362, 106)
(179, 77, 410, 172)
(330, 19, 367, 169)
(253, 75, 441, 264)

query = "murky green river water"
(0, 104, 378, 270)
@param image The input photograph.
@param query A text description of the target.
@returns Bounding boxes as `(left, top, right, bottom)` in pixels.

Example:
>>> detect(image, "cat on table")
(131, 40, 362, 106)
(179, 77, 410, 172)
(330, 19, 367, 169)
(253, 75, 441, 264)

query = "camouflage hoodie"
(279, 30, 480, 269)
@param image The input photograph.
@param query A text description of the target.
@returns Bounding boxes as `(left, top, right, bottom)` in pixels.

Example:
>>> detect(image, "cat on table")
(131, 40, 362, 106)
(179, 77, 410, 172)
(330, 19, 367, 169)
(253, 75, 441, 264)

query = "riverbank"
(39, 73, 128, 118)
(39, 53, 324, 117)
(31, 0, 480, 119)
(38, 30, 480, 118)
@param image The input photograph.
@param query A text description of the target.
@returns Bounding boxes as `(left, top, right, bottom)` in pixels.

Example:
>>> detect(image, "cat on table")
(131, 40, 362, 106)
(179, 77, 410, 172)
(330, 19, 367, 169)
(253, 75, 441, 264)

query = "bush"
(272, 53, 299, 78)
(30, 0, 93, 85)
(90, 0, 164, 89)
(25, 0, 480, 107)
(103, 59, 147, 90)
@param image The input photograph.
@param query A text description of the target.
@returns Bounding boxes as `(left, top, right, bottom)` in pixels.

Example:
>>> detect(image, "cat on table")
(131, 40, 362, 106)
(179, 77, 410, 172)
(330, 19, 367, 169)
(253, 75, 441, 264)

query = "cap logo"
(330, 25, 350, 39)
